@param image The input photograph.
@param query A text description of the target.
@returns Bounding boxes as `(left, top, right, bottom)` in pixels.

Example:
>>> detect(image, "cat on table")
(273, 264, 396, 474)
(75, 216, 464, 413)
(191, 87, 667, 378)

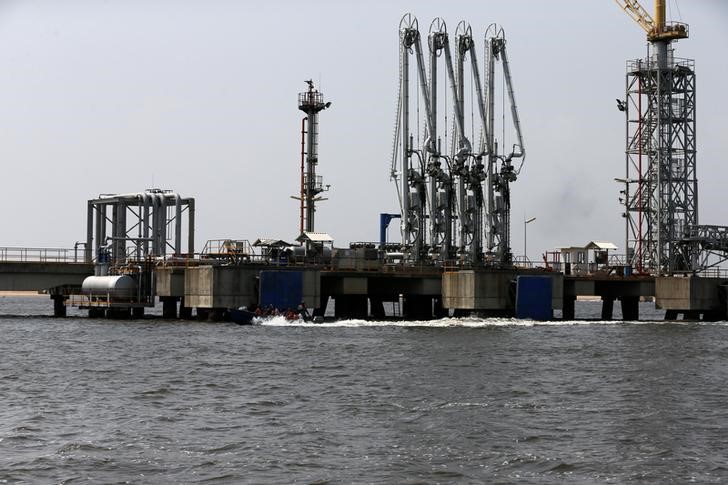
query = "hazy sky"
(0, 0, 726, 259)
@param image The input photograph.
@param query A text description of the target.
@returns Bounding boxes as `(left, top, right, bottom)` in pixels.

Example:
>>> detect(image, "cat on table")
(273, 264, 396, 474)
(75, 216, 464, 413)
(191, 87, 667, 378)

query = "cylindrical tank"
(82, 275, 137, 299)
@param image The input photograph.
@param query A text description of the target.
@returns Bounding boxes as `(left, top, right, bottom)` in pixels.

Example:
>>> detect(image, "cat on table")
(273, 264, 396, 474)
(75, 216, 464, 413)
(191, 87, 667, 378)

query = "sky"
(0, 0, 726, 259)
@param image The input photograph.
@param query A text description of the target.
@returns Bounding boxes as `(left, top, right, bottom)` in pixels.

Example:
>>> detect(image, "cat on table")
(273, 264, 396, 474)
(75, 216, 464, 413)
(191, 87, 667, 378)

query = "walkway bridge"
(0, 247, 94, 292)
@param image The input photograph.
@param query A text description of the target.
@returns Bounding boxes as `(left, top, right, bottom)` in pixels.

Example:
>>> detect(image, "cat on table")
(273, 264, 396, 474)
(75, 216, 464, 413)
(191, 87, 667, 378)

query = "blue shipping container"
(259, 271, 305, 311)
(515, 276, 553, 320)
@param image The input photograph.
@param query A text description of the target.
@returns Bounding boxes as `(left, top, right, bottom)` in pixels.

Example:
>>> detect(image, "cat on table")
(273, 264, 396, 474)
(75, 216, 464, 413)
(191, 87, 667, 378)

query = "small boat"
(229, 307, 256, 325)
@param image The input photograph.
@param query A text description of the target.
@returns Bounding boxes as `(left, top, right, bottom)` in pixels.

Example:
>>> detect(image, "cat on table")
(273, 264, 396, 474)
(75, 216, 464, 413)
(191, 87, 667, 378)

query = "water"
(2, 296, 728, 483)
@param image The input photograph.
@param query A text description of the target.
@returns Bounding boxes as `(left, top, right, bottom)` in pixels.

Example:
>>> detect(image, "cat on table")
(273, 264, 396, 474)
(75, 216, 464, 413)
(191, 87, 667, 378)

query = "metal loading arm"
(468, 43, 490, 158)
(499, 43, 525, 166)
(412, 36, 436, 154)
(442, 37, 471, 155)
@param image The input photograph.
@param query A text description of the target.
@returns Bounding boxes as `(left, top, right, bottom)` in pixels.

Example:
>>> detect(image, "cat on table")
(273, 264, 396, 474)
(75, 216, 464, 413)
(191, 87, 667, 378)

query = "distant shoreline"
(0, 291, 44, 297)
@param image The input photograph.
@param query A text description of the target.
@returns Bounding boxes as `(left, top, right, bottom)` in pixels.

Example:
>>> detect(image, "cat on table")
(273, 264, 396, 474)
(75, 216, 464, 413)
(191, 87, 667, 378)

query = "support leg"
(563, 295, 576, 320)
(601, 297, 614, 320)
(161, 297, 178, 319)
(370, 298, 385, 319)
(52, 295, 67, 318)
(179, 297, 193, 320)
(620, 296, 639, 321)
(433, 297, 448, 319)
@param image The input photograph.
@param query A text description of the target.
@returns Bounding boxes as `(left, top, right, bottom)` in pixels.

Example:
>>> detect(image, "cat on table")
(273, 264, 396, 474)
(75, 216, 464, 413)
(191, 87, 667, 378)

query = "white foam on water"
(255, 316, 655, 328)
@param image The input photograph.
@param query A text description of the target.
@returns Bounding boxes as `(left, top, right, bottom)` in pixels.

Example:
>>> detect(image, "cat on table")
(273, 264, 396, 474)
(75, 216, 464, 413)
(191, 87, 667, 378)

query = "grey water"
(1, 296, 728, 484)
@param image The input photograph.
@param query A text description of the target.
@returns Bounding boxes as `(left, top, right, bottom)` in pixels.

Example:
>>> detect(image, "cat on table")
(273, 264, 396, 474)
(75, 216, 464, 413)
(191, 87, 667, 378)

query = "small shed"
(584, 241, 618, 266)
(296, 232, 334, 244)
(558, 245, 589, 275)
(558, 241, 618, 275)
(296, 232, 334, 260)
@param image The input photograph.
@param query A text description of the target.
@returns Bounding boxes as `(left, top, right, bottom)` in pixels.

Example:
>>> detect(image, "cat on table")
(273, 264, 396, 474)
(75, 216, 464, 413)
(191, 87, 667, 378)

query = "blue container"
(516, 276, 553, 321)
(259, 270, 304, 311)
(624, 265, 633, 277)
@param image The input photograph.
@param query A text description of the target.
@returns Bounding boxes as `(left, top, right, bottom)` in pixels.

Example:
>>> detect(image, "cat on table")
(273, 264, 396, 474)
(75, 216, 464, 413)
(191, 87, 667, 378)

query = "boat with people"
(228, 303, 315, 325)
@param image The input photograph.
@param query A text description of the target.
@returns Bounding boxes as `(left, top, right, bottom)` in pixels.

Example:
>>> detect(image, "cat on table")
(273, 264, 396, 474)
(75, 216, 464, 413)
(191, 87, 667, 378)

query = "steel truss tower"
(623, 46, 698, 274)
(617, 1, 728, 275)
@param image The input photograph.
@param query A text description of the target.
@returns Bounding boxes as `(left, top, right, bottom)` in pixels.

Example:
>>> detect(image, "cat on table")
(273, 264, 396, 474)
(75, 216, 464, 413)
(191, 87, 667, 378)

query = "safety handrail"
(0, 247, 82, 263)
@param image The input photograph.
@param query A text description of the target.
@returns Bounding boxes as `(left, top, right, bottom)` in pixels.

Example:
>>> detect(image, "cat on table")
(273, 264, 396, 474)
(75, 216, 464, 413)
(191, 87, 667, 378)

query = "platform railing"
(0, 247, 81, 263)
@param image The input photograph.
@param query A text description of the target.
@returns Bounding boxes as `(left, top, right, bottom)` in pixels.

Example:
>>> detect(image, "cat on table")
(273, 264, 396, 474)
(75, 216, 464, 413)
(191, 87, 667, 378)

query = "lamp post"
(524, 216, 536, 263)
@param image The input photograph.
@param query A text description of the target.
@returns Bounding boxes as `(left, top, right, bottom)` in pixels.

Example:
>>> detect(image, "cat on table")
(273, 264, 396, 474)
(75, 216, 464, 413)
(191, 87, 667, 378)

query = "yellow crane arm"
(614, 0, 655, 34)
(615, 0, 688, 42)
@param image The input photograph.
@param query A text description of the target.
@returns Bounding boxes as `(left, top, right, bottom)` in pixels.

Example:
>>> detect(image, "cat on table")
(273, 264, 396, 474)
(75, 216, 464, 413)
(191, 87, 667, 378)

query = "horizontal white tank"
(82, 275, 137, 299)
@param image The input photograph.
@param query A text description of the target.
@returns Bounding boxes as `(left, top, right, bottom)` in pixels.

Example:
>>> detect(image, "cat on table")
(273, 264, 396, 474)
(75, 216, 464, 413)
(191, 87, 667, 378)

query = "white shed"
(558, 241, 618, 275)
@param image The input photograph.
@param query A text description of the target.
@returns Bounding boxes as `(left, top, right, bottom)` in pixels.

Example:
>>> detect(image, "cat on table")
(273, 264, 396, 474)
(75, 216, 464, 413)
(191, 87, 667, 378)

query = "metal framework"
(390, 14, 524, 267)
(618, 0, 728, 276)
(85, 189, 195, 266)
(623, 51, 698, 274)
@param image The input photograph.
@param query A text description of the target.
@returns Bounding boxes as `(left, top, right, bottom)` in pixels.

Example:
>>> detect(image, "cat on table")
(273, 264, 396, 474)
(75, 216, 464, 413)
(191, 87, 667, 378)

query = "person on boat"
(284, 309, 299, 321)
(297, 302, 311, 322)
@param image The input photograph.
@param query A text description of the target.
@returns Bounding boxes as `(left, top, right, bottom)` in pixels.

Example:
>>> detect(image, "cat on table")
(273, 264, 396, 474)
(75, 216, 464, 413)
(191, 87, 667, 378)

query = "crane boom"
(614, 0, 654, 35)
(614, 0, 688, 41)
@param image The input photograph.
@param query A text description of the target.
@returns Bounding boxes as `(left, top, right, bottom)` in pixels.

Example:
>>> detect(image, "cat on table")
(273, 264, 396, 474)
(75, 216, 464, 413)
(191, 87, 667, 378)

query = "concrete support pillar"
(161, 297, 178, 319)
(601, 297, 614, 320)
(620, 296, 639, 321)
(370, 298, 386, 319)
(563, 295, 576, 320)
(52, 296, 66, 318)
(403, 295, 433, 320)
(179, 298, 193, 320)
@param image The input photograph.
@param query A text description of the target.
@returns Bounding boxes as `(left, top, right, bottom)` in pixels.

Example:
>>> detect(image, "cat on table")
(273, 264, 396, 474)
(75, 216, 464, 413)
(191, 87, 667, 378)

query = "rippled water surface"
(2, 296, 728, 483)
